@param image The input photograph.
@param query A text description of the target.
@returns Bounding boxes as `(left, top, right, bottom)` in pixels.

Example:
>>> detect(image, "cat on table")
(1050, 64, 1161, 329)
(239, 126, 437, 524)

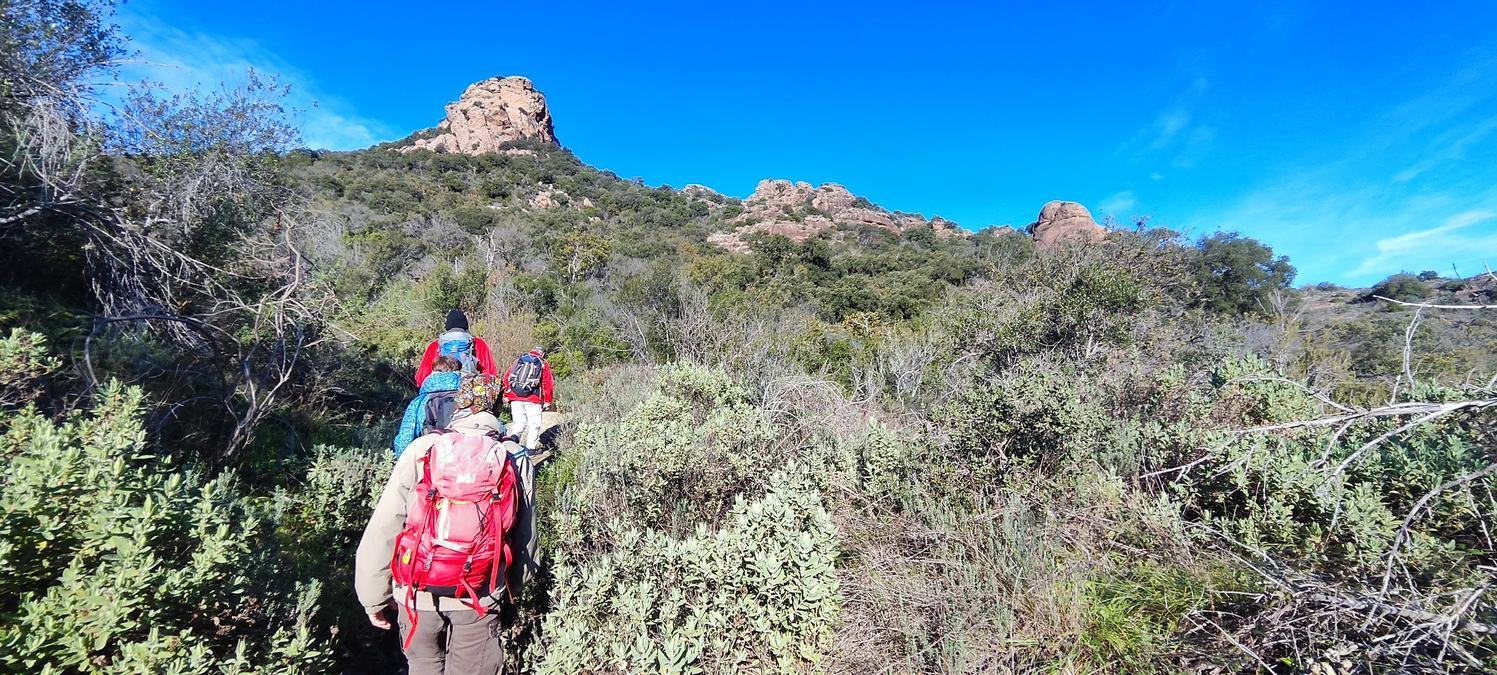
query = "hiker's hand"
(368, 603, 395, 630)
(544, 402, 553, 410)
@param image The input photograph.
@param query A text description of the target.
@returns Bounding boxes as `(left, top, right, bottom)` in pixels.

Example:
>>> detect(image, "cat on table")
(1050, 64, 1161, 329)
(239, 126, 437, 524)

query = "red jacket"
(502, 351, 554, 404)
(413, 336, 497, 386)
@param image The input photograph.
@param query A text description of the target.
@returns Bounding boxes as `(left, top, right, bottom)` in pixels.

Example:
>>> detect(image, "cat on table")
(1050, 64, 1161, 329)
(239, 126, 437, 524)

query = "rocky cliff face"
(406, 76, 558, 154)
(706, 179, 966, 252)
(1028, 200, 1107, 247)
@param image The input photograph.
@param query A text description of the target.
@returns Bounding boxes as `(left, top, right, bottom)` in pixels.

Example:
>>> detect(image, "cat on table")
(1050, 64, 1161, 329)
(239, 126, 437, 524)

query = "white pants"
(509, 400, 544, 449)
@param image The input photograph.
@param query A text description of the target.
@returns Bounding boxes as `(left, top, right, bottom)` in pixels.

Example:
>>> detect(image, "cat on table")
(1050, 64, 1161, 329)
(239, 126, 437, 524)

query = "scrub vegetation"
(2, 1, 1495, 672)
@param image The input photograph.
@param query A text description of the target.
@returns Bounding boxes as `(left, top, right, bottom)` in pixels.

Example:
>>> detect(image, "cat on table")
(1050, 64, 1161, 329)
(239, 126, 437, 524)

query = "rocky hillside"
(704, 179, 966, 253)
(392, 76, 1116, 255)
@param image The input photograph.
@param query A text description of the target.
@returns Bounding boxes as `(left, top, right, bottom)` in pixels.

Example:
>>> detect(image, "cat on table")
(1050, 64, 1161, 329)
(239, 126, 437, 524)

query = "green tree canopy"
(1192, 231, 1296, 314)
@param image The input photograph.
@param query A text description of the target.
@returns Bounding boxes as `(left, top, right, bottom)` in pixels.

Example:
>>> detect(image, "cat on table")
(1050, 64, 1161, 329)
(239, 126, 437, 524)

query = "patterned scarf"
(392, 371, 462, 456)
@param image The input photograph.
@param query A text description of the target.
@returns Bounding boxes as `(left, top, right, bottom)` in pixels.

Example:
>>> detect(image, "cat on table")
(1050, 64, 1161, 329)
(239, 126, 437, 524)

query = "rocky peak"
(1029, 200, 1107, 247)
(406, 76, 558, 154)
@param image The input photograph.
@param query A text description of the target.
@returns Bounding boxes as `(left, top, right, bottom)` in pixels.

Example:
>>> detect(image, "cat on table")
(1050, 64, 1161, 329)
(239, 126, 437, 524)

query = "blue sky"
(115, 0, 1497, 285)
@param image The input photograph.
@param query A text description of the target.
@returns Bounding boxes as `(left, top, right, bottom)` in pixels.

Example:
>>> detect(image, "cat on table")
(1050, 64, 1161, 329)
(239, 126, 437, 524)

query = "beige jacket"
(354, 412, 516, 615)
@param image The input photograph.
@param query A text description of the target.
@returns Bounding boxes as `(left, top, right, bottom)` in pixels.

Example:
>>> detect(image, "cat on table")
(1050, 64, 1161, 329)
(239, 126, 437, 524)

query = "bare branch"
(1379, 461, 1497, 598)
(1374, 295, 1497, 310)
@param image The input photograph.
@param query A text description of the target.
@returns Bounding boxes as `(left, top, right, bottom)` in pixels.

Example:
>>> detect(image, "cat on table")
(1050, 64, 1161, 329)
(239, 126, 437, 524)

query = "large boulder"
(407, 76, 558, 154)
(1029, 201, 1107, 248)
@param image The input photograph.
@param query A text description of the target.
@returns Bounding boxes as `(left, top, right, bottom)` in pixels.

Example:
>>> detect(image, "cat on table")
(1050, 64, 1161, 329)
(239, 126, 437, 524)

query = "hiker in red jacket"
(502, 347, 553, 455)
(414, 310, 497, 387)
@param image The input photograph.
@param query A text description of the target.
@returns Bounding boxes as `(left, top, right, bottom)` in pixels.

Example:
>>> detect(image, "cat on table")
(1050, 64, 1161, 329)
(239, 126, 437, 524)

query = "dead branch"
(1374, 295, 1497, 310)
(1235, 398, 1496, 436)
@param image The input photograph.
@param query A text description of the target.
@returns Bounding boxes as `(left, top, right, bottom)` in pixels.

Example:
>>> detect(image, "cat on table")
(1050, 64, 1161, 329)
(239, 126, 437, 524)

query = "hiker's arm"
(354, 446, 420, 618)
(413, 341, 439, 386)
(541, 362, 554, 405)
(474, 338, 497, 377)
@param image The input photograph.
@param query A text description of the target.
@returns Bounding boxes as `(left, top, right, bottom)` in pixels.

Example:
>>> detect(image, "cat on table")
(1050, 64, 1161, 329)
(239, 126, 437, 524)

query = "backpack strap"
(396, 447, 439, 650)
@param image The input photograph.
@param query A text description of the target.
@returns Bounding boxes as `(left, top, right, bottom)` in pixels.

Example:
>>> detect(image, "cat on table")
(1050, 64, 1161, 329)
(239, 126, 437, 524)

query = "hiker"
(502, 347, 553, 457)
(356, 411, 516, 675)
(392, 356, 462, 457)
(414, 310, 497, 387)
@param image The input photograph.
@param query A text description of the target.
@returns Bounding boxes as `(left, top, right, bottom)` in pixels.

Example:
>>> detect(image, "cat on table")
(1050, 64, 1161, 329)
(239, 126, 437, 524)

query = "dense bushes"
(3, 3, 1495, 671)
(540, 366, 841, 673)
(1369, 272, 1433, 302)
(0, 379, 333, 672)
(0, 331, 407, 672)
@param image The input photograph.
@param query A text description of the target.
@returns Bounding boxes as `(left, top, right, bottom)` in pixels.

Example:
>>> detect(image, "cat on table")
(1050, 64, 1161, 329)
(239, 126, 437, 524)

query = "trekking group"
(355, 310, 553, 675)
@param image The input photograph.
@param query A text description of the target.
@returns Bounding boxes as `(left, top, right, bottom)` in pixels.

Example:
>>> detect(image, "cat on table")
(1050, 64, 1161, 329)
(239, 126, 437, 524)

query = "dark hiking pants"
(398, 608, 504, 675)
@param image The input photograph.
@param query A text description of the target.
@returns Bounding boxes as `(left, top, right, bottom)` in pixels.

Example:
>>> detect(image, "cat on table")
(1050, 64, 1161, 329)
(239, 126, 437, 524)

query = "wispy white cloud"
(1098, 190, 1137, 216)
(1205, 55, 1497, 285)
(1391, 114, 1497, 183)
(1209, 174, 1497, 284)
(1148, 111, 1192, 150)
(115, 9, 395, 150)
(1353, 210, 1497, 276)
(1119, 77, 1215, 169)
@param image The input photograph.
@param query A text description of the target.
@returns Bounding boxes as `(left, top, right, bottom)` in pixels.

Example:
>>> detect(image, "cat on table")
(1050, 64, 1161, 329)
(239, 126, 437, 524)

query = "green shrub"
(559, 365, 778, 533)
(1208, 354, 1318, 425)
(421, 259, 489, 314)
(0, 384, 333, 673)
(273, 446, 395, 670)
(1369, 273, 1431, 302)
(0, 328, 60, 407)
(539, 473, 841, 674)
(538, 365, 843, 673)
(940, 364, 1109, 473)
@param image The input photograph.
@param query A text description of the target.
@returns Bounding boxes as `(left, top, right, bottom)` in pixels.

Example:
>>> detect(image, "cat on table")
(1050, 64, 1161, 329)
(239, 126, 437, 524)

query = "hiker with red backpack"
(414, 310, 497, 387)
(357, 374, 538, 674)
(501, 347, 553, 457)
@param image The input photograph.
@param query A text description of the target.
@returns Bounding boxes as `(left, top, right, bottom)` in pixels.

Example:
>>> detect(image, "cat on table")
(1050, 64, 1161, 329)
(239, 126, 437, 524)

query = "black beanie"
(444, 309, 469, 331)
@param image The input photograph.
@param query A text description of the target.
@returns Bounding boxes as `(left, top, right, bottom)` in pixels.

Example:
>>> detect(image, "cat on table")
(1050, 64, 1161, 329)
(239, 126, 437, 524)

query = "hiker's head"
(455, 374, 499, 414)
(449, 410, 503, 435)
(444, 309, 469, 332)
(531, 346, 546, 357)
(431, 355, 461, 373)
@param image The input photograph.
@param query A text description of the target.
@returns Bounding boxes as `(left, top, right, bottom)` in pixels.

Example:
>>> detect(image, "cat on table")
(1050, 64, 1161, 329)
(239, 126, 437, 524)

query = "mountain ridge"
(393, 75, 1118, 255)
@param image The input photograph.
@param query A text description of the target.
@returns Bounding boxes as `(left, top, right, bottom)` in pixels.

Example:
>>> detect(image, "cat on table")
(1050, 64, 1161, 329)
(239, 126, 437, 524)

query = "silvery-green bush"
(0, 328, 59, 407)
(0, 383, 333, 673)
(559, 364, 780, 536)
(541, 475, 841, 674)
(540, 365, 842, 673)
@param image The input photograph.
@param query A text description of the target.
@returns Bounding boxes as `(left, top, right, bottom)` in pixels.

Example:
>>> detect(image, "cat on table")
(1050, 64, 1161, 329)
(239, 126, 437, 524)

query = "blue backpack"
(437, 330, 480, 374)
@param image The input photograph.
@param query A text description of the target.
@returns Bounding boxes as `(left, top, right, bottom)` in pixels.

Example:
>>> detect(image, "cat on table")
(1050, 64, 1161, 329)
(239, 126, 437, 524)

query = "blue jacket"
(392, 371, 462, 456)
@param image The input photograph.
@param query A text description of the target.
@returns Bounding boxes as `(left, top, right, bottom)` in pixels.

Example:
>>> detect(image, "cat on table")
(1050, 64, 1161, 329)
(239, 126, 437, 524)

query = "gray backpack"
(509, 354, 543, 396)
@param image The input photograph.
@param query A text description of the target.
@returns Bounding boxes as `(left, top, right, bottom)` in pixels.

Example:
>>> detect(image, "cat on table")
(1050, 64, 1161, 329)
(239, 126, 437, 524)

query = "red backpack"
(390, 430, 517, 648)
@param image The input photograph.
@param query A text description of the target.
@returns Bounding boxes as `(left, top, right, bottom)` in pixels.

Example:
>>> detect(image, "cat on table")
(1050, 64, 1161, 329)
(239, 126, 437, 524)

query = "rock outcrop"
(407, 76, 558, 154)
(681, 184, 731, 211)
(1028, 201, 1107, 248)
(708, 179, 966, 251)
